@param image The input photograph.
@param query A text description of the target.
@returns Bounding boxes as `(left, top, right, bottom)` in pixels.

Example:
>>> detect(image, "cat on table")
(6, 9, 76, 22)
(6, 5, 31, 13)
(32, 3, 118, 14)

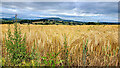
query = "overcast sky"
(1, 2, 118, 22)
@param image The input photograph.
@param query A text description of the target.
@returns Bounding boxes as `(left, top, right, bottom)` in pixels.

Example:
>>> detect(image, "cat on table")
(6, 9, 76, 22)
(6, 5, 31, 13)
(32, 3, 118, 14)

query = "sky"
(1, 2, 118, 22)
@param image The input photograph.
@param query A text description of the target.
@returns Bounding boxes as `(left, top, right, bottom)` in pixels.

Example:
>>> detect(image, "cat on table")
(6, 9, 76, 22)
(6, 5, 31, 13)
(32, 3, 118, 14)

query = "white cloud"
(8, 9, 17, 12)
(30, 14, 59, 18)
(51, 12, 103, 16)
(26, 7, 34, 10)
(46, 9, 58, 12)
(10, 5, 17, 8)
(38, 15, 59, 18)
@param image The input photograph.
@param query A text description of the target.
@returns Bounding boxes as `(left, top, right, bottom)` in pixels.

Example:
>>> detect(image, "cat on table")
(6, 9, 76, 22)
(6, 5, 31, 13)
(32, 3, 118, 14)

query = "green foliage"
(63, 34, 69, 66)
(5, 22, 27, 65)
(19, 20, 31, 24)
(41, 52, 64, 66)
(82, 40, 88, 66)
(2, 21, 14, 24)
(85, 22, 101, 25)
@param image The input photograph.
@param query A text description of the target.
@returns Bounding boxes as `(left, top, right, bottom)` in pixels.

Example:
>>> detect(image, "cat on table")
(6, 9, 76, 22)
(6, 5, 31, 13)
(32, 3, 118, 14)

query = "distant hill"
(44, 17, 63, 21)
(1, 18, 22, 21)
(100, 22, 120, 24)
(1, 17, 119, 25)
(1, 17, 22, 24)
(32, 17, 83, 23)
(44, 17, 78, 22)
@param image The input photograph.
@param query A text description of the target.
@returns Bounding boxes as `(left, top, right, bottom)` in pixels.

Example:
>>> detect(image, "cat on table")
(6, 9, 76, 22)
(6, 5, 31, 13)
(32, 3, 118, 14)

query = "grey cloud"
(1, 2, 118, 22)
(2, 2, 118, 14)
(75, 2, 118, 15)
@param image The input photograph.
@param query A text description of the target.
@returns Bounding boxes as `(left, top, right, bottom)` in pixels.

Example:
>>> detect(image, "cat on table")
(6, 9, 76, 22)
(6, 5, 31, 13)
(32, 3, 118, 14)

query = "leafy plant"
(5, 23, 27, 65)
(41, 52, 64, 66)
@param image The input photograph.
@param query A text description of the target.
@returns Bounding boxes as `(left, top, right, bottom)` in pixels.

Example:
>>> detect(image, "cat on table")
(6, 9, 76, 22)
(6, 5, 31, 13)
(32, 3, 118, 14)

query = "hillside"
(1, 17, 119, 25)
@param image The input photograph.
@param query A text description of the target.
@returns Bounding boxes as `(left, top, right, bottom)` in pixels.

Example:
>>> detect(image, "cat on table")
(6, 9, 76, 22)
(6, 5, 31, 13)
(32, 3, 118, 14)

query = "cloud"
(25, 7, 34, 10)
(8, 9, 17, 12)
(30, 14, 59, 18)
(1, 2, 118, 22)
(51, 12, 103, 16)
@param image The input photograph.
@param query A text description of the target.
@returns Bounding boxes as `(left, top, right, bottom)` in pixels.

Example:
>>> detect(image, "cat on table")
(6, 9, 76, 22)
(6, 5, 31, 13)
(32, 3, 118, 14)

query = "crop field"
(1, 24, 120, 66)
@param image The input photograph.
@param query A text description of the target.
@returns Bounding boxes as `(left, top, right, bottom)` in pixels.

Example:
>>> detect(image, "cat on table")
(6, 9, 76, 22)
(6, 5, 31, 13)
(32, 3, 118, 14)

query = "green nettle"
(5, 22, 27, 65)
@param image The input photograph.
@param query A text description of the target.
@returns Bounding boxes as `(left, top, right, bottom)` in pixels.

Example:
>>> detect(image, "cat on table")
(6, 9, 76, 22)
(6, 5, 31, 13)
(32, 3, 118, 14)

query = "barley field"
(1, 24, 120, 66)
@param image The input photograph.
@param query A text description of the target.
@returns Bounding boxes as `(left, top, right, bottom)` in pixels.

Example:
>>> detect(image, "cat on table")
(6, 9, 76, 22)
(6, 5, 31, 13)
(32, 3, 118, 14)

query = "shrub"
(5, 22, 27, 65)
